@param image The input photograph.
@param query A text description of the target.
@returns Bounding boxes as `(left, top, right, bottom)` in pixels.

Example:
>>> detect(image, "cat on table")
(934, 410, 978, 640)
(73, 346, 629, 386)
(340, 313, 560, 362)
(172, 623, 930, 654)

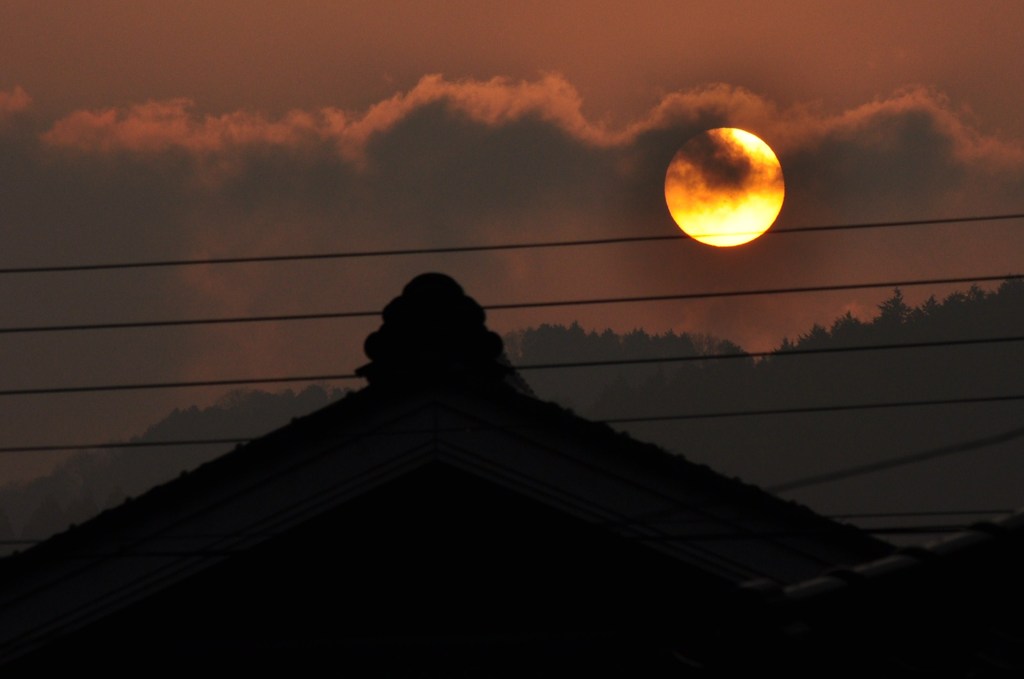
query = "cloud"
(36, 75, 1024, 159)
(40, 74, 610, 164)
(38, 77, 1024, 218)
(667, 128, 765, 195)
(791, 87, 1024, 165)
(346, 73, 616, 155)
(0, 86, 31, 117)
(628, 83, 782, 138)
(42, 98, 326, 154)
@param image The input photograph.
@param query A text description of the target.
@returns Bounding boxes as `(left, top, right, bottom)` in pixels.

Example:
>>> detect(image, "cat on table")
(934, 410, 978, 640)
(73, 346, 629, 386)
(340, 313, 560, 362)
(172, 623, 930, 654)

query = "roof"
(748, 510, 1024, 676)
(0, 272, 894, 671)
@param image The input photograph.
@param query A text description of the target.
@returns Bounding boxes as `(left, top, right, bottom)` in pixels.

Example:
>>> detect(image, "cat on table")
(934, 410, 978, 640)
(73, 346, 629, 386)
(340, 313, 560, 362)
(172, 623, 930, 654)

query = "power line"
(634, 525, 985, 541)
(0, 273, 1017, 336)
(30, 295, 1024, 393)
(1, 212, 1021, 276)
(517, 335, 1024, 370)
(830, 509, 1015, 520)
(768, 423, 1024, 493)
(605, 394, 1024, 424)
(0, 334, 1020, 397)
(485, 274, 1018, 312)
(2, 510, 1012, 547)
(3, 393, 1021, 451)
(0, 523, 1001, 551)
(615, 508, 1016, 527)
(0, 310, 380, 335)
(0, 438, 247, 454)
(0, 373, 360, 397)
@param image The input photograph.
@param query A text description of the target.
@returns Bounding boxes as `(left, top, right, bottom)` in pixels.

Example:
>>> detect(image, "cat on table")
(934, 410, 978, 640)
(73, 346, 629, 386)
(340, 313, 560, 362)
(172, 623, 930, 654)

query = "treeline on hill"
(0, 386, 345, 551)
(506, 279, 1024, 516)
(1, 280, 1021, 548)
(503, 323, 745, 413)
(507, 281, 1022, 413)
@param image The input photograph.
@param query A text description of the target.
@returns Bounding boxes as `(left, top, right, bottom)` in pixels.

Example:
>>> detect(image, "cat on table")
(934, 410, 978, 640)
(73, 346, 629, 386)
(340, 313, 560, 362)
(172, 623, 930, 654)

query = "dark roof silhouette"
(1, 272, 1016, 675)
(744, 512, 1024, 676)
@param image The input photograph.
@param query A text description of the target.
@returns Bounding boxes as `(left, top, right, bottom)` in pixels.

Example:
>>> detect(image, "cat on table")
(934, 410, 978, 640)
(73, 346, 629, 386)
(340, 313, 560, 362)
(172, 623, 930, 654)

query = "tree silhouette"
(875, 288, 910, 329)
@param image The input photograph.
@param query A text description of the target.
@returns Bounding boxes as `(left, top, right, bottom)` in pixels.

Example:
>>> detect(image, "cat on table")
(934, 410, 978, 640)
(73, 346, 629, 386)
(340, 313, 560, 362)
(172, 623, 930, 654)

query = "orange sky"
(4, 2, 1024, 133)
(0, 1, 1023, 480)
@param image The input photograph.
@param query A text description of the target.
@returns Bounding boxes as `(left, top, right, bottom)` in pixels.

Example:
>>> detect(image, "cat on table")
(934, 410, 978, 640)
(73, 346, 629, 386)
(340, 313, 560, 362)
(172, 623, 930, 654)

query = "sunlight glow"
(664, 128, 785, 247)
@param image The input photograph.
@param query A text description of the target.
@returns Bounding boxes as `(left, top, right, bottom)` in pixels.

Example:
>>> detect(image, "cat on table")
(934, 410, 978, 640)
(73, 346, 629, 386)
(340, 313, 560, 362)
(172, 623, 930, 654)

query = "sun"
(664, 128, 785, 247)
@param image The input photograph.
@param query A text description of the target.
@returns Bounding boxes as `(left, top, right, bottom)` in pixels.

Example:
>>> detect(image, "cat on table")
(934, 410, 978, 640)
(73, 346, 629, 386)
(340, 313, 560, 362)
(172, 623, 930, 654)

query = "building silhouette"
(0, 273, 1020, 676)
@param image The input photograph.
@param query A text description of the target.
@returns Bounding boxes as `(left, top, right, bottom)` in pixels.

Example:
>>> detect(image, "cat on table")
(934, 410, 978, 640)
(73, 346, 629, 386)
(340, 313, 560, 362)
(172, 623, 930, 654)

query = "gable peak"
(357, 273, 509, 387)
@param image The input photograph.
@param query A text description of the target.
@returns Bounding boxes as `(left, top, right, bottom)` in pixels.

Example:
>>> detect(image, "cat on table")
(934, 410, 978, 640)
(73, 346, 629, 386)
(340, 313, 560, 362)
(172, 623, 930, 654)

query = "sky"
(0, 1, 1023, 482)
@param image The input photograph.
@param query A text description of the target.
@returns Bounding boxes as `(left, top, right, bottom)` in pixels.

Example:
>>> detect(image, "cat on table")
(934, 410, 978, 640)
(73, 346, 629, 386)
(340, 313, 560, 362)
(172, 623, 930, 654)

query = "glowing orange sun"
(664, 128, 785, 247)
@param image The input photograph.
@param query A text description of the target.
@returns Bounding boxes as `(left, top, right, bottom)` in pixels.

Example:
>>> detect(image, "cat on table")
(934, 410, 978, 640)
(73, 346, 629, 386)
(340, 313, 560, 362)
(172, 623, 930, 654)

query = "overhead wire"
(4, 510, 1009, 545)
(0, 212, 1020, 276)
(830, 509, 1015, 519)
(0, 333, 1020, 396)
(632, 524, 989, 541)
(486, 274, 1019, 313)
(2, 393, 1021, 453)
(767, 423, 1024, 493)
(0, 523, 993, 551)
(604, 394, 1024, 424)
(3, 506, 1015, 548)
(0, 273, 1017, 336)
(0, 374, 360, 397)
(516, 335, 1024, 370)
(0, 438, 248, 454)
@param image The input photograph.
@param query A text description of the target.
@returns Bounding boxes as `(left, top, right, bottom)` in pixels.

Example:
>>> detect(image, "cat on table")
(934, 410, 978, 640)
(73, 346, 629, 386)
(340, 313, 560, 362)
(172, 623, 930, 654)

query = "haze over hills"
(0, 387, 345, 552)
(1, 280, 1021, 551)
(510, 280, 1024, 532)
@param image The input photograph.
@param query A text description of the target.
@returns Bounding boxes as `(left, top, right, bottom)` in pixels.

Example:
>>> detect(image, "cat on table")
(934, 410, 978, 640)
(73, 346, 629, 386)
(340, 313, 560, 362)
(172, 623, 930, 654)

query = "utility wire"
(0, 273, 1017, 336)
(1, 212, 1021, 276)
(485, 274, 1018, 312)
(2, 394, 1021, 451)
(768, 423, 1024, 493)
(614, 508, 1017, 528)
(2, 509, 1013, 547)
(0, 310, 380, 335)
(0, 334, 1020, 397)
(518, 335, 1024, 370)
(0, 525, 981, 551)
(831, 509, 1015, 519)
(0, 374, 360, 397)
(3, 510, 1008, 545)
(0, 438, 247, 454)
(634, 525, 985, 541)
(605, 394, 1024, 424)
